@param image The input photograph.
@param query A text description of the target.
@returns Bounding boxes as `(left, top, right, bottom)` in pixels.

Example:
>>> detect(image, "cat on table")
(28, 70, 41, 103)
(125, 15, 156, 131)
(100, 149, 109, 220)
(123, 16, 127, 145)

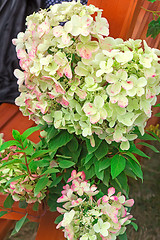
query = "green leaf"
(56, 154, 72, 159)
(118, 232, 127, 240)
(3, 195, 14, 208)
(59, 160, 75, 169)
(47, 193, 60, 212)
(85, 135, 102, 154)
(29, 159, 50, 172)
(137, 142, 159, 153)
(85, 156, 95, 170)
(23, 143, 34, 155)
(94, 162, 104, 180)
(127, 159, 143, 180)
(0, 140, 19, 151)
(116, 172, 128, 196)
(146, 18, 160, 39)
(29, 150, 51, 161)
(146, 130, 160, 142)
(49, 131, 73, 151)
(137, 132, 157, 141)
(0, 211, 8, 217)
(42, 168, 59, 175)
(147, 0, 157, 2)
(32, 202, 39, 211)
(111, 155, 126, 179)
(11, 214, 28, 236)
(45, 125, 59, 141)
(129, 143, 150, 159)
(123, 152, 140, 166)
(54, 214, 63, 224)
(21, 126, 40, 140)
(34, 176, 49, 196)
(124, 168, 137, 180)
(131, 222, 138, 231)
(19, 201, 28, 209)
(50, 174, 63, 187)
(95, 191, 104, 200)
(94, 141, 108, 160)
(84, 153, 94, 165)
(155, 112, 160, 117)
(153, 103, 160, 107)
(85, 165, 95, 180)
(99, 158, 111, 171)
(12, 129, 21, 141)
(103, 169, 110, 186)
(1, 159, 22, 168)
(67, 137, 79, 152)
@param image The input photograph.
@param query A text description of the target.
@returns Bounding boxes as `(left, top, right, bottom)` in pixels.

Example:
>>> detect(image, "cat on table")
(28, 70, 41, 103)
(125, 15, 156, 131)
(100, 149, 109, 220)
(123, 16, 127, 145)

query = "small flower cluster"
(0, 148, 47, 203)
(56, 170, 134, 240)
(13, 1, 160, 150)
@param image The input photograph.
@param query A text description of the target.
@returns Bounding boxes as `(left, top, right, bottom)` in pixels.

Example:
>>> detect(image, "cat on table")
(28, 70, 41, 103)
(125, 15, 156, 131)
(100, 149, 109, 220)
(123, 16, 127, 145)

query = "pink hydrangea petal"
(57, 195, 68, 203)
(102, 195, 109, 203)
(108, 187, 115, 197)
(124, 199, 134, 207)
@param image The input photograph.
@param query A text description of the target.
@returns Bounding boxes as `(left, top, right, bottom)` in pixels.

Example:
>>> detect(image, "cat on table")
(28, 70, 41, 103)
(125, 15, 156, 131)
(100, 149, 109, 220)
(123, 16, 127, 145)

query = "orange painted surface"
(0, 103, 40, 143)
(36, 211, 65, 240)
(87, 0, 139, 39)
(0, 219, 15, 240)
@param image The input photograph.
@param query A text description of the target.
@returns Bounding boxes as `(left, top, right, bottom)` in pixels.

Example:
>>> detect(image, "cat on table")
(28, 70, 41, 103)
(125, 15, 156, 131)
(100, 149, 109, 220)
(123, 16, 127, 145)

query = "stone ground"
(5, 141, 160, 240)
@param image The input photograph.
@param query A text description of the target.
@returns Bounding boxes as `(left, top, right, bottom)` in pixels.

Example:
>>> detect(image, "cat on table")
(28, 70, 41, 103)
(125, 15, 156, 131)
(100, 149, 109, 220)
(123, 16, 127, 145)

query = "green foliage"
(94, 141, 108, 160)
(34, 176, 49, 196)
(58, 159, 75, 168)
(10, 214, 28, 236)
(147, 0, 157, 2)
(131, 221, 138, 231)
(32, 202, 39, 211)
(0, 140, 20, 151)
(54, 214, 63, 224)
(129, 142, 150, 159)
(0, 211, 8, 217)
(127, 159, 143, 180)
(3, 195, 14, 208)
(97, 158, 111, 171)
(118, 232, 127, 240)
(21, 126, 40, 140)
(29, 150, 51, 161)
(49, 130, 73, 151)
(111, 155, 126, 179)
(146, 18, 160, 39)
(85, 135, 102, 154)
(0, 122, 159, 240)
(12, 129, 21, 141)
(19, 200, 28, 209)
(137, 142, 159, 153)
(146, 130, 160, 142)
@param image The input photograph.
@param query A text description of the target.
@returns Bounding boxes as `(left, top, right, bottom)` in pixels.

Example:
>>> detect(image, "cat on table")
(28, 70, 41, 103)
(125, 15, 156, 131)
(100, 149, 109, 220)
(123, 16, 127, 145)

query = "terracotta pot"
(0, 193, 65, 239)
(0, 193, 44, 222)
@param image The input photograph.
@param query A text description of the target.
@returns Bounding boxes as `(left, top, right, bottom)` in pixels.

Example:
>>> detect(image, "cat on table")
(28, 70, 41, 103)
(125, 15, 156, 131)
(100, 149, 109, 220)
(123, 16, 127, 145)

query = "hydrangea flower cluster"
(13, 1, 160, 150)
(56, 170, 134, 240)
(0, 147, 47, 203)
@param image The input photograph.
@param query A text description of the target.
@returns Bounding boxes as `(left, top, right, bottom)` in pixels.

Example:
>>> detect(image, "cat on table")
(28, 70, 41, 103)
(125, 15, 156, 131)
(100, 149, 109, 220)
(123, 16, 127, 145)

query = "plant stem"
(141, 6, 160, 13)
(19, 140, 32, 177)
(23, 152, 32, 177)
